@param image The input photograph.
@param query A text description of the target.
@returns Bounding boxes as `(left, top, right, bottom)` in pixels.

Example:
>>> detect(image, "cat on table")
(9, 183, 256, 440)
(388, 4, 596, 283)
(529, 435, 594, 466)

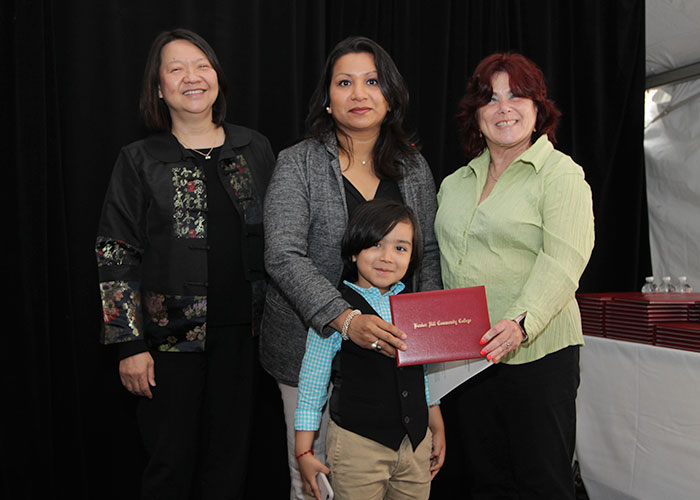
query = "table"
(576, 336, 700, 499)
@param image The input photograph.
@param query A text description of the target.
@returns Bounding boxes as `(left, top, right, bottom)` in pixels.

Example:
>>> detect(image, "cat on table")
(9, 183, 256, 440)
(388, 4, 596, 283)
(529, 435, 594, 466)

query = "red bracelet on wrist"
(295, 449, 314, 459)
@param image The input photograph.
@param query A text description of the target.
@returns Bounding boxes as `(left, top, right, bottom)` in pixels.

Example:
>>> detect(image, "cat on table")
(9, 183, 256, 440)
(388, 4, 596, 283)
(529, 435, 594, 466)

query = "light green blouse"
(435, 136, 595, 364)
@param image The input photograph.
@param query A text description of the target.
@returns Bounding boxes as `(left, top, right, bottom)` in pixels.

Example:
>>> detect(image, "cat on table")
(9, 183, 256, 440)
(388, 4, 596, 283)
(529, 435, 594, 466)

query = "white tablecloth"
(576, 337, 700, 500)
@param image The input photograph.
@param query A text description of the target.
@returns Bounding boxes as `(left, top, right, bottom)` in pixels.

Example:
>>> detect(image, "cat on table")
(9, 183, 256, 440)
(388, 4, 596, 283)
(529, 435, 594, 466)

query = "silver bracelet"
(341, 309, 361, 341)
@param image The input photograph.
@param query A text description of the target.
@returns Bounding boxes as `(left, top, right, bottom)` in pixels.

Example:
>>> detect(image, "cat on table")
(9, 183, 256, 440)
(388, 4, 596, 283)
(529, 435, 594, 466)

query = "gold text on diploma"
(411, 318, 472, 330)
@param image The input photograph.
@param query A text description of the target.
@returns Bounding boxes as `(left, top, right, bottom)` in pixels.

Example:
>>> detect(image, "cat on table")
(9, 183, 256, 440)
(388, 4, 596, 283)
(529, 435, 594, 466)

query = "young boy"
(294, 199, 445, 500)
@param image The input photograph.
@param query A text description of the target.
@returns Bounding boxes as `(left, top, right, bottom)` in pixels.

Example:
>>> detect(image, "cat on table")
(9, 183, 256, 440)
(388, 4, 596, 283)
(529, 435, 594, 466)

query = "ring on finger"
(371, 340, 382, 351)
(504, 342, 511, 350)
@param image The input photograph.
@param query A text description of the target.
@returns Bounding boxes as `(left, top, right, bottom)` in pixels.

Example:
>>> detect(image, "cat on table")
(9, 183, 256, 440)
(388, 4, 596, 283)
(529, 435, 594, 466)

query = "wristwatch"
(513, 313, 528, 342)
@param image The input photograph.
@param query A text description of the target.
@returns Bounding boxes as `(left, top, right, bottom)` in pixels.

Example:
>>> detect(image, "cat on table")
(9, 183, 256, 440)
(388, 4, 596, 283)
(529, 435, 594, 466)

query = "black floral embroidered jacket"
(96, 123, 275, 356)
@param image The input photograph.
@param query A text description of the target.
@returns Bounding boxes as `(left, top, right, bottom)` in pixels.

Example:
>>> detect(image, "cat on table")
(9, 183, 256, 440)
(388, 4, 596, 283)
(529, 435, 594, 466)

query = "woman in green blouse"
(434, 53, 594, 499)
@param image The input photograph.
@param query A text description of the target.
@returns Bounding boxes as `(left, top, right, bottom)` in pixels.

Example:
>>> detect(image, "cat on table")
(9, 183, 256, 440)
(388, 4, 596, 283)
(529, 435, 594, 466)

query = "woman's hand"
(479, 318, 526, 363)
(342, 311, 408, 358)
(119, 351, 155, 398)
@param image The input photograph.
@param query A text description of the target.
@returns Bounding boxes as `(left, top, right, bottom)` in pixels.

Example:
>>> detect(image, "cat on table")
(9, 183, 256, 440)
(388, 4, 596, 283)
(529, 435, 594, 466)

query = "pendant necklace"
(180, 140, 215, 160)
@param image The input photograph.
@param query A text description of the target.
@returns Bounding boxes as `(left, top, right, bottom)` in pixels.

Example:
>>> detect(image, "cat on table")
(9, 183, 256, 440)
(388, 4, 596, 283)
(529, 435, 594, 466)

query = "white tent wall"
(644, 0, 700, 291)
(644, 80, 700, 290)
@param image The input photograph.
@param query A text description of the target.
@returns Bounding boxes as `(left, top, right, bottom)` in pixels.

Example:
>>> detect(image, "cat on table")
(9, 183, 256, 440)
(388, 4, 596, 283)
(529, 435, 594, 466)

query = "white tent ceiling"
(646, 0, 700, 78)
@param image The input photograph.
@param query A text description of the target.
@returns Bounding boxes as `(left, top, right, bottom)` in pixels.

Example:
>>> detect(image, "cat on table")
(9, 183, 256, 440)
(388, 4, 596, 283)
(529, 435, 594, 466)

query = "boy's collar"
(343, 280, 405, 296)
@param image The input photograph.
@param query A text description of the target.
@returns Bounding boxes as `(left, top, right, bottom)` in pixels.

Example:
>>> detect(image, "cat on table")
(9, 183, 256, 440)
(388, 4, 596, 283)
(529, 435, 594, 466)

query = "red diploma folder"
(390, 286, 491, 367)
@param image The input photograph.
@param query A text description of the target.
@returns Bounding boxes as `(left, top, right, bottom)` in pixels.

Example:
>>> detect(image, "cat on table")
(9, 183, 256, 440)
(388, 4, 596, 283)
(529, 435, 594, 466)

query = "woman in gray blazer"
(259, 36, 441, 499)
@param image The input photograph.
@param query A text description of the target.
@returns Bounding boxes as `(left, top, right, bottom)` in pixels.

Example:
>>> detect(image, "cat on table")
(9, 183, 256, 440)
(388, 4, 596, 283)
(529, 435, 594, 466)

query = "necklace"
(340, 151, 371, 171)
(179, 140, 215, 160)
(177, 128, 222, 160)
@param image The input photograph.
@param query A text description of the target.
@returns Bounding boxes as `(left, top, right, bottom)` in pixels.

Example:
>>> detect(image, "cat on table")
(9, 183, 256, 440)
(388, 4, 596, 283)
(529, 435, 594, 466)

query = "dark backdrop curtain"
(5, 1, 646, 498)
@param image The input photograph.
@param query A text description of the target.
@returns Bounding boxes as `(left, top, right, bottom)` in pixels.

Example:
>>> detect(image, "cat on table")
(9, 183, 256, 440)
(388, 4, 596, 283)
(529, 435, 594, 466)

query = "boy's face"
(353, 220, 413, 294)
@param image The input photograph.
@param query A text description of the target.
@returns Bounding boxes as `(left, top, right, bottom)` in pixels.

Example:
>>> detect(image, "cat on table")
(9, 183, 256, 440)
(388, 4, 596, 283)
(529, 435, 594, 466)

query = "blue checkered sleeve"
(294, 327, 342, 431)
(424, 367, 439, 406)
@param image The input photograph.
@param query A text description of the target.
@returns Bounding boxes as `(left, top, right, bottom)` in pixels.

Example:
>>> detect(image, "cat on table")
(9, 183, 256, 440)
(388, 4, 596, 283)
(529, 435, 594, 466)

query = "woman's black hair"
(306, 36, 417, 180)
(341, 199, 423, 282)
(140, 28, 227, 132)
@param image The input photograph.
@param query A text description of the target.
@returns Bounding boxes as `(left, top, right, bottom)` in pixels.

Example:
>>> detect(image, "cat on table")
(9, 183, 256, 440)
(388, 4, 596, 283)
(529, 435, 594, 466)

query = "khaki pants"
(326, 420, 432, 500)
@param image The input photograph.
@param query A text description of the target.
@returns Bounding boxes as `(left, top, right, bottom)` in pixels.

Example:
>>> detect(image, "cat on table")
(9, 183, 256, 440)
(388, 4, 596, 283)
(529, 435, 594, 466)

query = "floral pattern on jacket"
(96, 123, 274, 353)
(143, 293, 208, 352)
(99, 280, 143, 344)
(172, 166, 207, 239)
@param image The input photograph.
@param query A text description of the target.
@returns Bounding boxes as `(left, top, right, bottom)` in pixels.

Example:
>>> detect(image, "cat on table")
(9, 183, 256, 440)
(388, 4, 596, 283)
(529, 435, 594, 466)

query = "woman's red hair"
(456, 53, 561, 160)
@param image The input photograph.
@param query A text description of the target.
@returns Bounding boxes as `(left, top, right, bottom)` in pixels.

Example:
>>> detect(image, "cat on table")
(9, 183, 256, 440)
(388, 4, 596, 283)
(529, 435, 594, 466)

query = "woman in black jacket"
(95, 29, 275, 500)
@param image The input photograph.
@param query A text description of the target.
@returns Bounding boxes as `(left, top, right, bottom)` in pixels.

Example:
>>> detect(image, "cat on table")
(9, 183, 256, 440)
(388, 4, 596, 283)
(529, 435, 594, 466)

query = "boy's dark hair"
(140, 28, 227, 132)
(341, 199, 423, 282)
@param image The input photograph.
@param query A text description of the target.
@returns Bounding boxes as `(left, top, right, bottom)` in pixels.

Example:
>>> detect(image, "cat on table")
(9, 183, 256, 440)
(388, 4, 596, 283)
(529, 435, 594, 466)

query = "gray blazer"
(260, 134, 442, 385)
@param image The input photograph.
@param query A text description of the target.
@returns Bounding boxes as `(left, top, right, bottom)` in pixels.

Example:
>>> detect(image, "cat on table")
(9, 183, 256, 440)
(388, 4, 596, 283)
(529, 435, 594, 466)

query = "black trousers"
(137, 325, 256, 500)
(451, 345, 580, 500)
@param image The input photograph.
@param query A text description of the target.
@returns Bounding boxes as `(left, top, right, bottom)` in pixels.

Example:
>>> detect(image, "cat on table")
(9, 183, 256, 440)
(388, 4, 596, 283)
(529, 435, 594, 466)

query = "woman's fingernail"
(479, 338, 486, 345)
(480, 349, 486, 356)
(486, 354, 492, 361)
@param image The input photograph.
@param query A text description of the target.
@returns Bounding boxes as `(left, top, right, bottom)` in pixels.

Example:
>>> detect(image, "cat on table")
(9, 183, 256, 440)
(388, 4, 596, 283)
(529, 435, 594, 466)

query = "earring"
(533, 127, 537, 132)
(479, 131, 483, 138)
(326, 106, 331, 114)
(351, 255, 357, 262)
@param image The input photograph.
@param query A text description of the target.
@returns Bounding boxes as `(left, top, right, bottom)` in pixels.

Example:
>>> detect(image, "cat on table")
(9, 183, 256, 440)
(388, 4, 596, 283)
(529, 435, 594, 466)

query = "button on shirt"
(295, 281, 435, 431)
(434, 136, 595, 365)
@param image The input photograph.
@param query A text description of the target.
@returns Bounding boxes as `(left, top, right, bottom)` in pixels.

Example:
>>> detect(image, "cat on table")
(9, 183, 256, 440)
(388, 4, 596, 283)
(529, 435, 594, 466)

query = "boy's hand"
(429, 428, 446, 478)
(298, 454, 330, 500)
(428, 405, 446, 479)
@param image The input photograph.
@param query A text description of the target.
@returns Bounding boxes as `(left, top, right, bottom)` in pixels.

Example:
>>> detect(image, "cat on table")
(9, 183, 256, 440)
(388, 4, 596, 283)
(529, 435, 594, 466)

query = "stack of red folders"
(576, 292, 700, 351)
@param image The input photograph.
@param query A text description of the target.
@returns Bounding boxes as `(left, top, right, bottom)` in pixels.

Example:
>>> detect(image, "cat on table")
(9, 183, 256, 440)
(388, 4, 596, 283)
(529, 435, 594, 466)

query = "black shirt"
(343, 176, 403, 219)
(193, 146, 251, 326)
